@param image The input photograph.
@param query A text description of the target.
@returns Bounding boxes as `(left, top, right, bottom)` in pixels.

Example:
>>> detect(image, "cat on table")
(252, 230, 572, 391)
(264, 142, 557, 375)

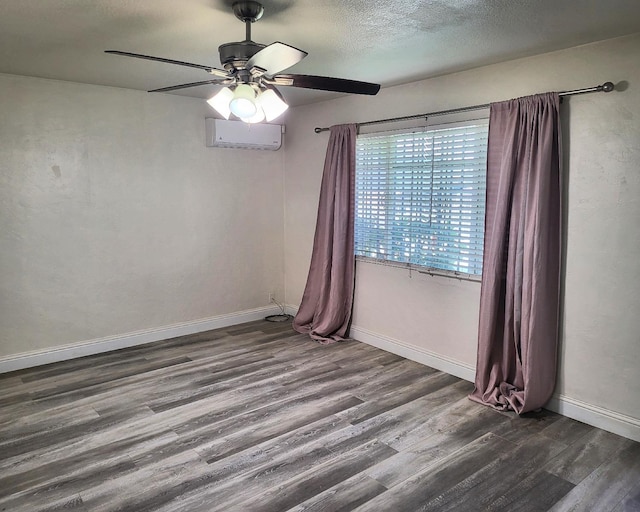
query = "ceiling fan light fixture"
(229, 84, 257, 118)
(258, 88, 289, 122)
(207, 87, 234, 119)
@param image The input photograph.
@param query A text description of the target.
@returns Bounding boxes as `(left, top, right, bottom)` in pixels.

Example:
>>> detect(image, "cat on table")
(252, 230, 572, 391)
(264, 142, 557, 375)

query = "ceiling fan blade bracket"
(265, 76, 294, 86)
(207, 68, 231, 78)
(249, 65, 267, 78)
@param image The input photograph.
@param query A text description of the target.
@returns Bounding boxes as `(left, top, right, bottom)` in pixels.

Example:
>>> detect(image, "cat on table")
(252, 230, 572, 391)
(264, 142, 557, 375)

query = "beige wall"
(283, 34, 640, 422)
(0, 74, 284, 357)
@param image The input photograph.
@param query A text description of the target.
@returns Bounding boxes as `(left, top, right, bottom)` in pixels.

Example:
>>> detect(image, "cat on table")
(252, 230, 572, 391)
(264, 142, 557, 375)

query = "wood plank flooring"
(1, 319, 638, 511)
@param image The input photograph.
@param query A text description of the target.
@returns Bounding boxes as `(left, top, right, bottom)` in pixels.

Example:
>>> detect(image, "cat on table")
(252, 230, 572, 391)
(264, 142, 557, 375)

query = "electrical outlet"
(269, 292, 275, 303)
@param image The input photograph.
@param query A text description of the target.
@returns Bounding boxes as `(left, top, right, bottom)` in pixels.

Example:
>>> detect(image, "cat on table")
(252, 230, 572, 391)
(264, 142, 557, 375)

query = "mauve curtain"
(469, 92, 562, 414)
(293, 124, 357, 344)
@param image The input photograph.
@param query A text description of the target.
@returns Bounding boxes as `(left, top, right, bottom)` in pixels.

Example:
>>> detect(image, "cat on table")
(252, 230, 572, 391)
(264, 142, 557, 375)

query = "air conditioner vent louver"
(205, 118, 282, 150)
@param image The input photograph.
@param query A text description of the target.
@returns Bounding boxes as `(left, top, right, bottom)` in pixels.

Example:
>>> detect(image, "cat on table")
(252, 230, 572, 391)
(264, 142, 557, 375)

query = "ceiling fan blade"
(246, 42, 307, 76)
(105, 50, 229, 78)
(270, 74, 381, 95)
(148, 80, 227, 93)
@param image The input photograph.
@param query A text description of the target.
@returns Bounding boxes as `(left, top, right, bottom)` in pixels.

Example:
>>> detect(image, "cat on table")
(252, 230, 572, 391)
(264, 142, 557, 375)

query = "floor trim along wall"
(546, 394, 640, 443)
(285, 305, 640, 443)
(349, 324, 477, 382)
(0, 305, 281, 375)
(350, 324, 640, 443)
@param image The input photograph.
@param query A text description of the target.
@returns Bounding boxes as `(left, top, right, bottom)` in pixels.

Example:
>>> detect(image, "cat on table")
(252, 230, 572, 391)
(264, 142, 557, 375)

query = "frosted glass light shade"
(206, 87, 234, 119)
(241, 105, 266, 124)
(258, 89, 289, 122)
(229, 84, 257, 118)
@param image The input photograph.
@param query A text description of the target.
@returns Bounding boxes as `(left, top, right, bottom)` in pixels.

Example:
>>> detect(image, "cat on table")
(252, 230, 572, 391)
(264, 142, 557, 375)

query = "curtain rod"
(313, 81, 615, 133)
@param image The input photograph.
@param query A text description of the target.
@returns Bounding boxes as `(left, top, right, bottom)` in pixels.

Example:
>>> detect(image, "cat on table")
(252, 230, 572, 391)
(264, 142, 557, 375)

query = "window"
(354, 119, 489, 277)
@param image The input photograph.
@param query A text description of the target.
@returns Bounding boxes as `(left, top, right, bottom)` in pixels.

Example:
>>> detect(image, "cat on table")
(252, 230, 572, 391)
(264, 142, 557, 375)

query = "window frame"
(354, 116, 489, 282)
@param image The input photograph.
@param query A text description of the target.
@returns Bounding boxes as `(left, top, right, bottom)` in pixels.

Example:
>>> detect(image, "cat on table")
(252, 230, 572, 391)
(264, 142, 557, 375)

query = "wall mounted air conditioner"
(205, 118, 282, 151)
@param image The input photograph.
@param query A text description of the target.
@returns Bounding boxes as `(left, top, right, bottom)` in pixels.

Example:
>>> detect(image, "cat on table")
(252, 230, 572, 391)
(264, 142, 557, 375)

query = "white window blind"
(355, 119, 489, 276)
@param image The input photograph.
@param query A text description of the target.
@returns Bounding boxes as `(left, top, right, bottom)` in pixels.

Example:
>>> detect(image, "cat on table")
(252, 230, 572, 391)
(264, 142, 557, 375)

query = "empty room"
(1, 1, 639, 510)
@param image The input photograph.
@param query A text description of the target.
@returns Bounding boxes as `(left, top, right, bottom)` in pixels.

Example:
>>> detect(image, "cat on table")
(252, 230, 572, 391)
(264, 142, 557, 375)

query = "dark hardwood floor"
(1, 320, 639, 511)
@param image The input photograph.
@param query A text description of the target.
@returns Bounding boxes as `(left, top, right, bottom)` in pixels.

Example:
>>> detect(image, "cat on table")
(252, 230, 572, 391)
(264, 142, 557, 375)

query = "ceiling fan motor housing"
(219, 41, 265, 71)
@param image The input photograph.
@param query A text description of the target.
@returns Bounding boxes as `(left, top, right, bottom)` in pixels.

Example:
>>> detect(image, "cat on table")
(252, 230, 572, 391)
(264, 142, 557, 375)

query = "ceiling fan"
(105, 0, 381, 123)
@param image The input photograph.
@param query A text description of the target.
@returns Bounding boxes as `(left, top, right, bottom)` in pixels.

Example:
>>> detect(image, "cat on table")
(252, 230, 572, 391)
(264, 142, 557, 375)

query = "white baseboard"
(545, 394, 640, 443)
(285, 303, 475, 382)
(349, 325, 477, 383)
(0, 305, 281, 374)
(285, 303, 640, 443)
(351, 324, 640, 442)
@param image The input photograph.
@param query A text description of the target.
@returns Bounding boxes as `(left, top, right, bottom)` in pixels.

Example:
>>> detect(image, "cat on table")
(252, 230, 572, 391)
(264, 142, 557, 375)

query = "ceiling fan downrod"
(232, 1, 265, 42)
(218, 1, 266, 72)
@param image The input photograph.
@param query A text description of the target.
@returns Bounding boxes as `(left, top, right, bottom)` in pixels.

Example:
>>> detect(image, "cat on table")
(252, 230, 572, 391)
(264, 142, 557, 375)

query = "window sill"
(355, 256, 482, 283)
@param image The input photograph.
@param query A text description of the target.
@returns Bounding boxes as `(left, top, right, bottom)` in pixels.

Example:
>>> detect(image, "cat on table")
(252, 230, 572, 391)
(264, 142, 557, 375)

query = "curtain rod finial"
(314, 127, 323, 133)
(602, 82, 614, 93)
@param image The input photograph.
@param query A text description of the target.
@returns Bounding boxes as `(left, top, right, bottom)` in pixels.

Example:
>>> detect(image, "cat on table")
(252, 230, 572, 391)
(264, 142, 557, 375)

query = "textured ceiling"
(1, 0, 639, 106)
